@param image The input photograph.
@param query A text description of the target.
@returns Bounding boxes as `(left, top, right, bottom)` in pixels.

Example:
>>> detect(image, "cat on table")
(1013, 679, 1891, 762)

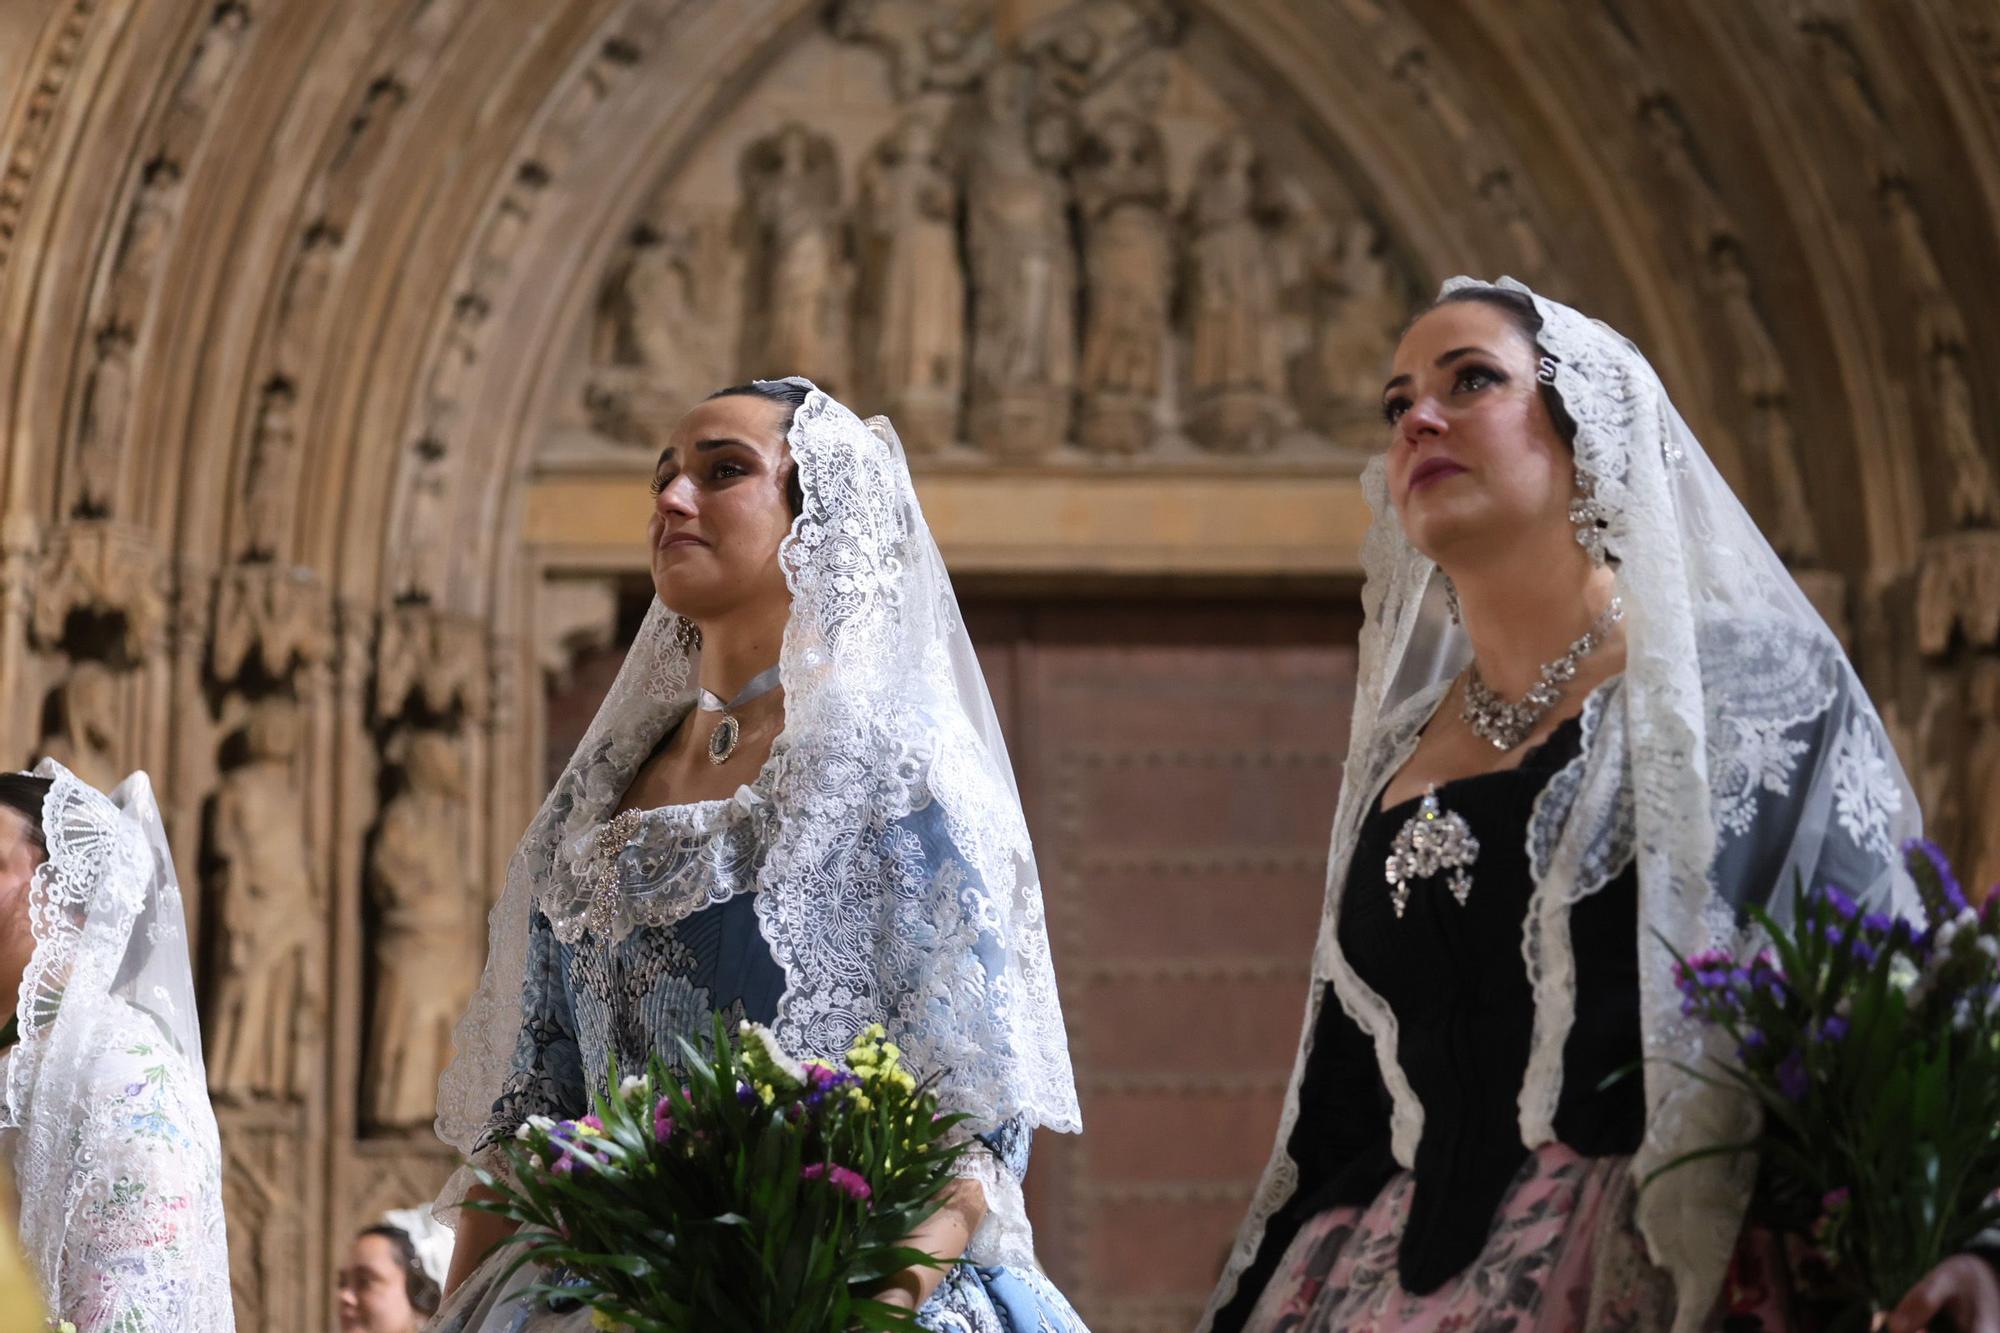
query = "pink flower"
(801, 1161, 872, 1204)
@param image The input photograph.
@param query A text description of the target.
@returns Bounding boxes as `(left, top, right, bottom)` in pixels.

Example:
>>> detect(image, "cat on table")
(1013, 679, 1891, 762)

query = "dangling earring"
(1442, 573, 1462, 624)
(1569, 470, 1609, 567)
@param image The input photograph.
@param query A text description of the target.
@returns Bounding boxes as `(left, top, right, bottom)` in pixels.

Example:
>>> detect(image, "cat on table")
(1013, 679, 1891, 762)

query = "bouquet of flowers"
(1663, 840, 2000, 1326)
(469, 1016, 970, 1332)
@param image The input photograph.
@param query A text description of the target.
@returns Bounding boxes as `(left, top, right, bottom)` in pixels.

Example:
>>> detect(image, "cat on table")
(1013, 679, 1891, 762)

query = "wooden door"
(963, 598, 1358, 1332)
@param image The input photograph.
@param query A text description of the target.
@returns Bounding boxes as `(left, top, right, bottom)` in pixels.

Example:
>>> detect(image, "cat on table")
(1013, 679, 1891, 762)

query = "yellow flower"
(590, 1310, 622, 1331)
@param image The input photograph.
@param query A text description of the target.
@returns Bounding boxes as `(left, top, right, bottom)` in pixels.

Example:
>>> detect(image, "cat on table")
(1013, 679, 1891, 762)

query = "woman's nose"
(655, 474, 697, 517)
(1399, 397, 1447, 444)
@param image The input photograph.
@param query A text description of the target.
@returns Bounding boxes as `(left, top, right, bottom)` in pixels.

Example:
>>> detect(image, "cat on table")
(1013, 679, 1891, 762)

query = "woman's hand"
(1885, 1254, 2000, 1332)
(870, 1175, 989, 1313)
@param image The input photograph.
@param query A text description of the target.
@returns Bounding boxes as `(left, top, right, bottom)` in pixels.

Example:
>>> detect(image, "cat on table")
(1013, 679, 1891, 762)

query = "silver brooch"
(1384, 786, 1480, 918)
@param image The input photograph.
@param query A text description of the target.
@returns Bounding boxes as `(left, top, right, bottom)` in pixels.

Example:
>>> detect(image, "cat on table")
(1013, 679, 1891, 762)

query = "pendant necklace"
(699, 662, 783, 765)
(1385, 786, 1481, 918)
(1461, 598, 1624, 752)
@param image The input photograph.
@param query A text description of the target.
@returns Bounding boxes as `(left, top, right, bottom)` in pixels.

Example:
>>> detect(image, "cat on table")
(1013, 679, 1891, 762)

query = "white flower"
(1888, 956, 1921, 994)
(619, 1074, 647, 1097)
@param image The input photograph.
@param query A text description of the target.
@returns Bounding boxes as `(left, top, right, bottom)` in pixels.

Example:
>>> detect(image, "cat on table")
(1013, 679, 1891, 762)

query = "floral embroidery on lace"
(1832, 713, 1903, 862)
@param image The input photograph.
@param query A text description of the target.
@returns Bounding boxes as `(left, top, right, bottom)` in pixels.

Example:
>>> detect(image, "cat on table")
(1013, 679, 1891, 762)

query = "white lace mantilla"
(1202, 279, 1918, 1333)
(4, 763, 233, 1331)
(437, 385, 1079, 1276)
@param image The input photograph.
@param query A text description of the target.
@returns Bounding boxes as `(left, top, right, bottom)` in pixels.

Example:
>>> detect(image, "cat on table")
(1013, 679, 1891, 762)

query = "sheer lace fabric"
(436, 384, 1079, 1273)
(1, 762, 233, 1330)
(1202, 279, 1917, 1332)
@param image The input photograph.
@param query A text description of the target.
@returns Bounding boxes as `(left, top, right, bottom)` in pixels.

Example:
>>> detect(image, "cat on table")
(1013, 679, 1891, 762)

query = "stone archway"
(5, 1, 2000, 1326)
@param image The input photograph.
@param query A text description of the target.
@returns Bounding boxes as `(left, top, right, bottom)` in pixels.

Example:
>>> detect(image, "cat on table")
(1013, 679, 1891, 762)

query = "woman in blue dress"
(430, 379, 1086, 1331)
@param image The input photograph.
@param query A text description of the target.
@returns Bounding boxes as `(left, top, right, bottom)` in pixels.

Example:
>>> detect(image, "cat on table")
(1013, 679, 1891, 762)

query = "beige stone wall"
(3, 1, 2000, 1327)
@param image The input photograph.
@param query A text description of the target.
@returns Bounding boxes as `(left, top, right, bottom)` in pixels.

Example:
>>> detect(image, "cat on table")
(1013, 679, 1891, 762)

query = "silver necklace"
(698, 663, 783, 765)
(1460, 598, 1624, 752)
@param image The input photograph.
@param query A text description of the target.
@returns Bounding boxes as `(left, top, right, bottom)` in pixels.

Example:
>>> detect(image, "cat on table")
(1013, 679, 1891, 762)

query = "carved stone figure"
(830, 0, 992, 100)
(158, 1, 251, 167)
(365, 729, 478, 1130)
(74, 327, 134, 516)
(1707, 248, 1822, 564)
(37, 660, 119, 791)
(856, 111, 964, 453)
(30, 520, 169, 660)
(316, 75, 407, 239)
(1183, 135, 1287, 452)
(241, 378, 298, 561)
(272, 224, 340, 379)
(739, 124, 850, 392)
(591, 219, 736, 414)
(1074, 112, 1169, 455)
(964, 61, 1076, 460)
(377, 603, 489, 722)
(108, 157, 183, 332)
(212, 564, 332, 683)
(1308, 218, 1404, 423)
(1963, 661, 2000, 893)
(206, 698, 324, 1104)
(1932, 345, 2000, 528)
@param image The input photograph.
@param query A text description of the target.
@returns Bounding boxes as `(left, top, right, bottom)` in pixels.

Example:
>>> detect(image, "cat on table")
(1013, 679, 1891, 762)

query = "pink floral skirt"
(1242, 1144, 1800, 1332)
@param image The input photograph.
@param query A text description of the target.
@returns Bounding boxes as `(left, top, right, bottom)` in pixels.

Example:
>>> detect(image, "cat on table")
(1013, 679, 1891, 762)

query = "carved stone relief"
(212, 562, 332, 683)
(157, 1, 252, 169)
(72, 326, 134, 517)
(31, 520, 168, 661)
(365, 728, 478, 1132)
(739, 123, 851, 392)
(34, 658, 121, 790)
(856, 109, 965, 453)
(205, 697, 324, 1105)
(1075, 112, 1169, 454)
(558, 3, 1416, 466)
(377, 603, 490, 723)
(1183, 134, 1290, 453)
(964, 59, 1077, 459)
(240, 377, 300, 562)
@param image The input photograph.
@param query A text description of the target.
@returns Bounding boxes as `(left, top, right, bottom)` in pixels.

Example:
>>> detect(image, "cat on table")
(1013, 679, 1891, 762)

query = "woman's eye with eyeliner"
(1382, 397, 1410, 425)
(1454, 366, 1502, 393)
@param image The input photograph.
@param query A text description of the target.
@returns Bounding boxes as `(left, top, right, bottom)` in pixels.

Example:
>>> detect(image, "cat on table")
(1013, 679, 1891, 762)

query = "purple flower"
(581, 1113, 604, 1132)
(1736, 1029, 1768, 1061)
(125, 1081, 145, 1097)
(737, 1081, 758, 1106)
(652, 1097, 675, 1144)
(1822, 1186, 1851, 1210)
(1776, 1049, 1809, 1103)
(1813, 1015, 1849, 1044)
(1905, 838, 1970, 919)
(1820, 885, 1860, 921)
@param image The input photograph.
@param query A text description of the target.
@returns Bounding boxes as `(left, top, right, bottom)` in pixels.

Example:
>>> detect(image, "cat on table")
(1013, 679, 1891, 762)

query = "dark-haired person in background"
(0, 764, 232, 1330)
(338, 1224, 442, 1333)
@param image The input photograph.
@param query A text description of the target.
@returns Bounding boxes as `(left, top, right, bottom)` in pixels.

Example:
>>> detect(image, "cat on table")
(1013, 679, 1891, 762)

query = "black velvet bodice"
(1214, 714, 1645, 1330)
